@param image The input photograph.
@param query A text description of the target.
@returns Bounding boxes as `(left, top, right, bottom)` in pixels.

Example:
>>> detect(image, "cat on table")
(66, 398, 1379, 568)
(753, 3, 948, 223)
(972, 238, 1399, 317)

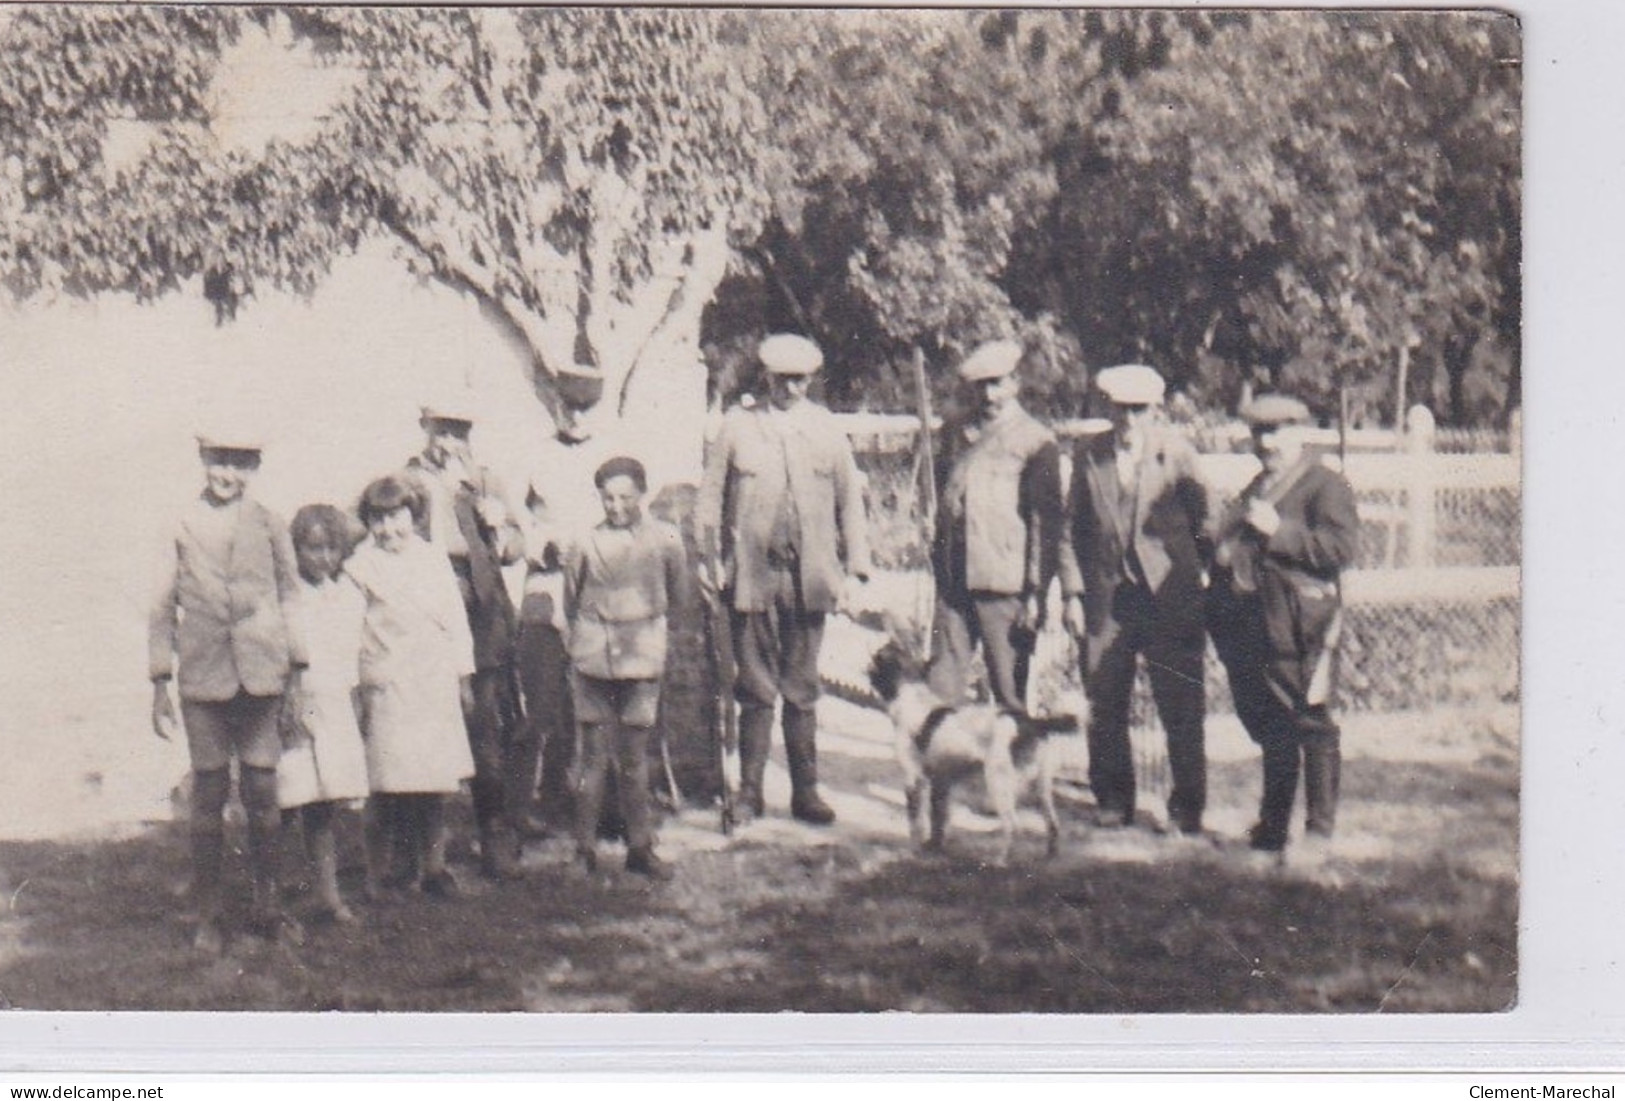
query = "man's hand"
(1018, 592, 1044, 632)
(475, 495, 509, 531)
(151, 681, 179, 741)
(1062, 594, 1087, 640)
(1245, 499, 1282, 538)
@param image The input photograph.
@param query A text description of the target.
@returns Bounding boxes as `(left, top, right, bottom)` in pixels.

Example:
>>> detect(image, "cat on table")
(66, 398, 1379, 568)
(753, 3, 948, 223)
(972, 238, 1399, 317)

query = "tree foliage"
(0, 7, 1520, 429)
(0, 6, 758, 427)
(724, 9, 1519, 427)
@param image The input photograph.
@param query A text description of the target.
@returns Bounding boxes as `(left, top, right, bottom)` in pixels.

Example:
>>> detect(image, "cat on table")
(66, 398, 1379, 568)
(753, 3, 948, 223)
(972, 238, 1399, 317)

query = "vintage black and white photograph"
(0, 5, 1520, 1014)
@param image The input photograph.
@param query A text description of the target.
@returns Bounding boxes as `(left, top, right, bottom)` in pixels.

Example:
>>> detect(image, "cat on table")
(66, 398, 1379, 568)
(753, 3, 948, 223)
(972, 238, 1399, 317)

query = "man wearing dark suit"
(1059, 365, 1211, 834)
(1207, 394, 1359, 854)
(928, 339, 1063, 713)
(697, 334, 872, 825)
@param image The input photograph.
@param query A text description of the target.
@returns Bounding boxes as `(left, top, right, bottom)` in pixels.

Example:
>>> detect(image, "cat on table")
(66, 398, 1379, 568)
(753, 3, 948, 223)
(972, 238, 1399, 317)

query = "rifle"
(910, 347, 939, 658)
(700, 585, 739, 835)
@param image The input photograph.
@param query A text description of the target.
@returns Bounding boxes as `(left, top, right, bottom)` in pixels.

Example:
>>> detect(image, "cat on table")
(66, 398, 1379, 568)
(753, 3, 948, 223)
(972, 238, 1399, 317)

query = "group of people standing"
(149, 397, 696, 950)
(926, 341, 1359, 857)
(147, 328, 1358, 952)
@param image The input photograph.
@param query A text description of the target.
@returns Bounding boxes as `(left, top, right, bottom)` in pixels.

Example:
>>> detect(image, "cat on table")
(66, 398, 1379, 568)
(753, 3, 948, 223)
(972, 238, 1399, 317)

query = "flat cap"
(1240, 394, 1312, 428)
(420, 394, 477, 425)
(957, 339, 1023, 383)
(196, 432, 264, 453)
(195, 410, 265, 452)
(555, 361, 605, 408)
(1095, 364, 1166, 406)
(758, 333, 824, 376)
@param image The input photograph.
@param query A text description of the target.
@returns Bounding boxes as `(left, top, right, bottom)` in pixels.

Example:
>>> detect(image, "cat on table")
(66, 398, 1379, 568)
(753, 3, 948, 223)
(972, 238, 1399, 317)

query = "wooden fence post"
(1406, 404, 1437, 568)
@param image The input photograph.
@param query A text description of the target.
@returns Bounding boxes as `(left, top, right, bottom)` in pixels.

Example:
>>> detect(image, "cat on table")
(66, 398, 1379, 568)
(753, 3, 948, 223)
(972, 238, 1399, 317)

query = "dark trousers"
(464, 665, 526, 841)
(516, 607, 575, 823)
(574, 720, 654, 853)
(1215, 599, 1341, 849)
(927, 592, 1030, 712)
(1084, 580, 1207, 830)
(730, 565, 827, 803)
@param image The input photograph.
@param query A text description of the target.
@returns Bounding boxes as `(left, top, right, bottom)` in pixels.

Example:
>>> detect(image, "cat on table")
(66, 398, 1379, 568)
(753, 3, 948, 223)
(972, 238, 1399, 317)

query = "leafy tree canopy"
(0, 7, 1520, 430)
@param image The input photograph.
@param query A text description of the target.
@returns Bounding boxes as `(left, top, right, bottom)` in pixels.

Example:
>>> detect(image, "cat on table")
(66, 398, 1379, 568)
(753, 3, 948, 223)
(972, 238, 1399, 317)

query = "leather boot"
(626, 845, 674, 881)
(1302, 735, 1341, 838)
(736, 705, 773, 820)
(473, 777, 522, 881)
(189, 820, 225, 953)
(783, 706, 835, 825)
(247, 808, 301, 945)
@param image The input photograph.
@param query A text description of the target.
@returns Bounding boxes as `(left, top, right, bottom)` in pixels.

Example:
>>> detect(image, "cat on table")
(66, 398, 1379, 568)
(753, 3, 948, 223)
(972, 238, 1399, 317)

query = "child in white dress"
(277, 504, 370, 924)
(347, 475, 477, 896)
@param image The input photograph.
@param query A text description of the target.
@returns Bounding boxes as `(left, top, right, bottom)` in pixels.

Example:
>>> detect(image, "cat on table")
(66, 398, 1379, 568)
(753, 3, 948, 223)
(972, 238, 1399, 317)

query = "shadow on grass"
(0, 754, 1515, 1013)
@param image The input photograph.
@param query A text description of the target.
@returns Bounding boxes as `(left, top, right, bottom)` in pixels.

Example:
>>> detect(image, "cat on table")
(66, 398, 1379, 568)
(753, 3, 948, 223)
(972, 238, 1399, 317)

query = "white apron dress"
(346, 536, 476, 794)
(277, 572, 371, 808)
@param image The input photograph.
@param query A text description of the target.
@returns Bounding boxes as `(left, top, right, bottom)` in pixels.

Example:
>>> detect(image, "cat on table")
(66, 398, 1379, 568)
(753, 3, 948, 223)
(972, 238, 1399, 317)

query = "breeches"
(1217, 606, 1342, 842)
(182, 691, 284, 772)
(926, 591, 1030, 712)
(574, 719, 654, 851)
(731, 567, 825, 713)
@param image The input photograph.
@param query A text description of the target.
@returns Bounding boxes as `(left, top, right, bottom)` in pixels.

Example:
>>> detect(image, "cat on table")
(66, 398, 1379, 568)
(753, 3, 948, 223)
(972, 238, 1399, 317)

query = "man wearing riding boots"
(1206, 394, 1358, 855)
(406, 397, 528, 880)
(697, 333, 871, 825)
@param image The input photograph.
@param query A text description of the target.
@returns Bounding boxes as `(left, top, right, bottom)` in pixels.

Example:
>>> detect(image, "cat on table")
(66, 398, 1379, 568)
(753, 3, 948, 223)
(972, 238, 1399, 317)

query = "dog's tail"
(1007, 712, 1079, 765)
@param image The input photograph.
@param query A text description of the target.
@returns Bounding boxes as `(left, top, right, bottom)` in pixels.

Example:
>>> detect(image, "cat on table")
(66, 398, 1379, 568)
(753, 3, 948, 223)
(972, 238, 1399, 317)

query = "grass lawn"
(0, 697, 1516, 1013)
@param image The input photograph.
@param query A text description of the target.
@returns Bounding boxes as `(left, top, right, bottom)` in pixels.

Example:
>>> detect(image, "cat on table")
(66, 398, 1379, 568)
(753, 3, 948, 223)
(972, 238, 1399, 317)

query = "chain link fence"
(834, 415, 1521, 726)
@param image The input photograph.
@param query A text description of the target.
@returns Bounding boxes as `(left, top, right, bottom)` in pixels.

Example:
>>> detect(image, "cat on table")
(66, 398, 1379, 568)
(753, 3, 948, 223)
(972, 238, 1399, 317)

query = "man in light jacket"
(697, 334, 871, 825)
(928, 339, 1063, 713)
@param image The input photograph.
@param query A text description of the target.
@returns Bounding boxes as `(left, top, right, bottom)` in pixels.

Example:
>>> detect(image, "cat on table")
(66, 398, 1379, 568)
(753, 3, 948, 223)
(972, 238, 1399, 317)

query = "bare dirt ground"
(0, 693, 1517, 1013)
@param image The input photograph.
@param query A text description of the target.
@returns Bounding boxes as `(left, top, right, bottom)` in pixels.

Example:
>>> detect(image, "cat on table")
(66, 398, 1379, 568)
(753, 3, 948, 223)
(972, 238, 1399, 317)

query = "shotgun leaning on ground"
(700, 585, 739, 834)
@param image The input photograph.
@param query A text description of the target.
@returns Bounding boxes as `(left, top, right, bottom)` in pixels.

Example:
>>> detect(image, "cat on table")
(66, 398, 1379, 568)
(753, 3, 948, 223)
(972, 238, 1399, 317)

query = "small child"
(563, 456, 690, 879)
(276, 504, 370, 924)
(150, 428, 307, 951)
(346, 475, 477, 896)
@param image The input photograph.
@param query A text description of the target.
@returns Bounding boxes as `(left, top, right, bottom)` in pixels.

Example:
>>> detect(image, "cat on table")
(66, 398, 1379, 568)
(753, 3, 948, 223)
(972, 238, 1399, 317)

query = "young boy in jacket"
(564, 456, 690, 879)
(150, 429, 307, 951)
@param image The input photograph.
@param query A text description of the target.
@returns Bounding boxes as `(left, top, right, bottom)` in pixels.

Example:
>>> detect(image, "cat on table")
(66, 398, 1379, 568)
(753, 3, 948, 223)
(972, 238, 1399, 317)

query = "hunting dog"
(867, 642, 1082, 864)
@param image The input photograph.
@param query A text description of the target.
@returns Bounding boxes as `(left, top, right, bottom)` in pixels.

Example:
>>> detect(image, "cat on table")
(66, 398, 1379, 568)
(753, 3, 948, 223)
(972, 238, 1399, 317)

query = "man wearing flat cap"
(1058, 365, 1211, 834)
(1207, 395, 1358, 855)
(406, 398, 528, 879)
(697, 333, 871, 825)
(928, 339, 1063, 714)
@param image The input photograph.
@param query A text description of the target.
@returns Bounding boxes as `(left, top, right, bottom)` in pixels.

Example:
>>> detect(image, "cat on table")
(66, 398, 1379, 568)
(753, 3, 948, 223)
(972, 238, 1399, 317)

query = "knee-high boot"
(188, 769, 229, 951)
(472, 775, 521, 881)
(1302, 728, 1341, 838)
(736, 705, 773, 818)
(783, 706, 834, 825)
(241, 766, 296, 940)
